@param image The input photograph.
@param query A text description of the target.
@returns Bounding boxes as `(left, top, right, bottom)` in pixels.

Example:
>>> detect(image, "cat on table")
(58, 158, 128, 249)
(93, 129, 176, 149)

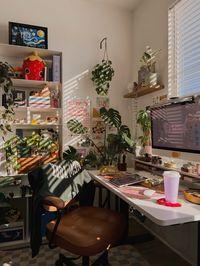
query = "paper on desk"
(119, 186, 163, 199)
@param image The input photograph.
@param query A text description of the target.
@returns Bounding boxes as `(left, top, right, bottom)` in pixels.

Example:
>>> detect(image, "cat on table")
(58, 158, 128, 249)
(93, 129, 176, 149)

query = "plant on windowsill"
(66, 107, 135, 171)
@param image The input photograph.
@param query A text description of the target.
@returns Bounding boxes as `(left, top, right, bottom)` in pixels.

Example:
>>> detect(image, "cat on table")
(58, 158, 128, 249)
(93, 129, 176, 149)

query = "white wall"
(0, 0, 133, 149)
(131, 0, 199, 162)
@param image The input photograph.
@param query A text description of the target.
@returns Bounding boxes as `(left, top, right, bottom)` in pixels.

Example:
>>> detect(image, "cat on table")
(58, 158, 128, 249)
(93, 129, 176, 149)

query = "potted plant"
(67, 107, 135, 170)
(138, 46, 160, 86)
(137, 108, 152, 155)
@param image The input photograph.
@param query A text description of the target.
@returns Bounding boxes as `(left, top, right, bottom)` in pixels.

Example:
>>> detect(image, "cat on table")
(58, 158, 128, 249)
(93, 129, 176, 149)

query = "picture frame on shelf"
(9, 22, 48, 49)
(2, 89, 27, 107)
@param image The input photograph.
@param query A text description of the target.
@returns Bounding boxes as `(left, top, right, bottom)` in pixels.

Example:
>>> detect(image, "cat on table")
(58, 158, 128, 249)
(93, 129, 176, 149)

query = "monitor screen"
(151, 101, 200, 153)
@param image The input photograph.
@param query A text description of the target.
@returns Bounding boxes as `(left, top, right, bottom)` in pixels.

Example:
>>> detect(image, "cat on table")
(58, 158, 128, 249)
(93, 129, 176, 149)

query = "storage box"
(0, 221, 24, 243)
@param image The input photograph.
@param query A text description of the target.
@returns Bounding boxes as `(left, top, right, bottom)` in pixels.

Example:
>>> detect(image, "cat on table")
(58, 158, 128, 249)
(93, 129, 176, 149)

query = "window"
(168, 0, 200, 97)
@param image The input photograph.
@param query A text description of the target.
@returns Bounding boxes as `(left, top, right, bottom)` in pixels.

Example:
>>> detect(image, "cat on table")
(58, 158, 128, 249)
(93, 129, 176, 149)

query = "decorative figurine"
(22, 51, 45, 80)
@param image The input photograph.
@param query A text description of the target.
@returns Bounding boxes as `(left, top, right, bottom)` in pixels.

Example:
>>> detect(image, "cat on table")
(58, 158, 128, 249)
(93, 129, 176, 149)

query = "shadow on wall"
(62, 69, 90, 150)
(0, 23, 8, 43)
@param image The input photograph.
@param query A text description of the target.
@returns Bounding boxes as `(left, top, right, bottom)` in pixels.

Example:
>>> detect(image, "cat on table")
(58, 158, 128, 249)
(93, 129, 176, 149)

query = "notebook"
(108, 173, 147, 187)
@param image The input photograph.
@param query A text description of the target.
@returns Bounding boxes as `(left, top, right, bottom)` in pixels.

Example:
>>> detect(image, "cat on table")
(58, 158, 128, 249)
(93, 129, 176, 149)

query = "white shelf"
(0, 107, 60, 112)
(135, 159, 200, 180)
(0, 43, 61, 59)
(29, 107, 60, 112)
(0, 220, 24, 230)
(12, 78, 60, 89)
(13, 107, 60, 112)
(13, 123, 60, 129)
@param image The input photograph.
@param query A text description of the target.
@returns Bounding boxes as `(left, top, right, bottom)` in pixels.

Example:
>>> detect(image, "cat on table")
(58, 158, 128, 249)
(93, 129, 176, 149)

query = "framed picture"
(9, 22, 48, 49)
(2, 89, 27, 107)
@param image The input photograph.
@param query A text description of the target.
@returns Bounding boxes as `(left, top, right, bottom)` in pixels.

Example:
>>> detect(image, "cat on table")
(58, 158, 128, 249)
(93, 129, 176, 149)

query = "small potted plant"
(138, 46, 160, 86)
(137, 108, 152, 155)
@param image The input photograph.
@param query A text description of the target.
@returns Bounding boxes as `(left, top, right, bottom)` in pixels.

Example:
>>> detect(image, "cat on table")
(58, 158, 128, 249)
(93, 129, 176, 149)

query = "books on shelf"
(29, 96, 51, 108)
(52, 55, 61, 82)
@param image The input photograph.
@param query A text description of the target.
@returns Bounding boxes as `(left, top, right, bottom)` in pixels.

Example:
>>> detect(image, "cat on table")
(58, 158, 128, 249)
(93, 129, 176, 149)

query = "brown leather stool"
(44, 197, 126, 266)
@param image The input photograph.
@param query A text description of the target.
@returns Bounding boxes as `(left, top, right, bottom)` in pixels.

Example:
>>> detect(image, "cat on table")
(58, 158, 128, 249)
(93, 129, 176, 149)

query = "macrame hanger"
(100, 37, 109, 61)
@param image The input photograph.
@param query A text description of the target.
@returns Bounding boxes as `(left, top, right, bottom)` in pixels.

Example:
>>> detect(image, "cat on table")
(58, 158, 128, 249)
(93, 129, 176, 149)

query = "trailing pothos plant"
(0, 62, 15, 139)
(91, 60, 114, 96)
(137, 108, 151, 147)
(67, 107, 135, 168)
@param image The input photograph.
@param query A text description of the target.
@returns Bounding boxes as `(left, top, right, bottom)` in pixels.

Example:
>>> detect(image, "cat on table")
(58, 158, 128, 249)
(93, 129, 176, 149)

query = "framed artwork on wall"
(9, 22, 48, 49)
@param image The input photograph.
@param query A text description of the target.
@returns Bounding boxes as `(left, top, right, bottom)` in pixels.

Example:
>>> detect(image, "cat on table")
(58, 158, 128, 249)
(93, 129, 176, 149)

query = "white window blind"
(168, 0, 200, 97)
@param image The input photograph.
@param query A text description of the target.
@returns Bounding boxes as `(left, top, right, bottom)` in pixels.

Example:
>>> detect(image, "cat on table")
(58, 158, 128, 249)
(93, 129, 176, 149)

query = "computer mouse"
(143, 189, 156, 197)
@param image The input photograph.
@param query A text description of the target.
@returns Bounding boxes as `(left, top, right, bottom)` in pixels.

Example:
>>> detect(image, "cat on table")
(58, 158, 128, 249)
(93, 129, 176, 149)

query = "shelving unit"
(135, 158, 200, 180)
(0, 43, 63, 248)
(124, 84, 164, 98)
(11, 78, 60, 89)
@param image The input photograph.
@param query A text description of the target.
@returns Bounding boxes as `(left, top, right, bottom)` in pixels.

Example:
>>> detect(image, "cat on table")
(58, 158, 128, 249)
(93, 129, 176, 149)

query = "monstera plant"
(67, 107, 135, 168)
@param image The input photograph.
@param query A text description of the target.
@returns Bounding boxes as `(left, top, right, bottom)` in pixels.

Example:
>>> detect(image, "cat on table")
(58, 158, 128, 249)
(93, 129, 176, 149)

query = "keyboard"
(108, 174, 147, 187)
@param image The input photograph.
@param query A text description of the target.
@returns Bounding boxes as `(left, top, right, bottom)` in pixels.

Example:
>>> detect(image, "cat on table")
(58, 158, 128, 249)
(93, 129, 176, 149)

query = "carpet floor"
(0, 244, 150, 266)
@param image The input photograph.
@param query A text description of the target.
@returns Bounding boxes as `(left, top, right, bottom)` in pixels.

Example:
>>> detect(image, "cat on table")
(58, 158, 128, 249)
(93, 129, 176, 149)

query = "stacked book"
(29, 96, 50, 108)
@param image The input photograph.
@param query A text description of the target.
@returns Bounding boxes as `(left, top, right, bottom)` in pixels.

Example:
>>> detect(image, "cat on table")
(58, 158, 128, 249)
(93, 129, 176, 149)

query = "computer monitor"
(151, 101, 200, 153)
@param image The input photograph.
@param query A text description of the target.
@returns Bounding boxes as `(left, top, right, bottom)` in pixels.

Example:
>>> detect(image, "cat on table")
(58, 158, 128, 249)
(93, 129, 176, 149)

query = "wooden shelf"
(124, 84, 164, 98)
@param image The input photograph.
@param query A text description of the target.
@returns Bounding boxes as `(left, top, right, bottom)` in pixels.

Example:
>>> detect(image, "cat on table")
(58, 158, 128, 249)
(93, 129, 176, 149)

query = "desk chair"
(43, 195, 126, 266)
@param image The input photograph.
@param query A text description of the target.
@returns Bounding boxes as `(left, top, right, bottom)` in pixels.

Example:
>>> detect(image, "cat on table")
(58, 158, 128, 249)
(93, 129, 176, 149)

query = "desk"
(90, 170, 200, 266)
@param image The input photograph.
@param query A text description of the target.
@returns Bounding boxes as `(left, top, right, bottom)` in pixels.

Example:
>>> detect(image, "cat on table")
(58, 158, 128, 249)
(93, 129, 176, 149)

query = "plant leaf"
(100, 107, 121, 128)
(67, 119, 88, 134)
(119, 125, 131, 138)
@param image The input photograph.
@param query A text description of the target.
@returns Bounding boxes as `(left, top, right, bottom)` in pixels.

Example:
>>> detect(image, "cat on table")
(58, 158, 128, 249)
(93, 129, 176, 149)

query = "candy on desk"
(143, 189, 156, 197)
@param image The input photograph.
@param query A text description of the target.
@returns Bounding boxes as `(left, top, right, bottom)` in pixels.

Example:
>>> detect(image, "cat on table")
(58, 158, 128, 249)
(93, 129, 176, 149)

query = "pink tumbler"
(163, 171, 180, 203)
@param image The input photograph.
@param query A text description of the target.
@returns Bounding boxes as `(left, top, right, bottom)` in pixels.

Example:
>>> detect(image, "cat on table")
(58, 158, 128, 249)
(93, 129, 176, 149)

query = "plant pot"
(138, 66, 158, 86)
(145, 72, 158, 86)
(99, 165, 119, 175)
(144, 145, 152, 155)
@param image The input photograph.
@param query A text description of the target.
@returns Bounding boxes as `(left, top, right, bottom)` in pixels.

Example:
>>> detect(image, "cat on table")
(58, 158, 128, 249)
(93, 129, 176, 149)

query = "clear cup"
(163, 171, 181, 203)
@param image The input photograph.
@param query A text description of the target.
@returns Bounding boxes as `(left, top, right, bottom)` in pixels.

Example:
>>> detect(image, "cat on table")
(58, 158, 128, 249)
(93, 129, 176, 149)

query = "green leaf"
(100, 107, 121, 128)
(67, 119, 88, 134)
(121, 133, 135, 147)
(119, 125, 131, 138)
(63, 146, 80, 162)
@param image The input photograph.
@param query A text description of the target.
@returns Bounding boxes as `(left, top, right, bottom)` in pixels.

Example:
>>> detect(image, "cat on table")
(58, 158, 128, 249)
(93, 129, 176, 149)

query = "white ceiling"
(93, 0, 141, 11)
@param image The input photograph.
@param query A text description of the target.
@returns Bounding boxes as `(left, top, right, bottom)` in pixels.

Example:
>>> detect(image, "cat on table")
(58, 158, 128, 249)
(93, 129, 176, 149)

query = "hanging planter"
(91, 38, 114, 96)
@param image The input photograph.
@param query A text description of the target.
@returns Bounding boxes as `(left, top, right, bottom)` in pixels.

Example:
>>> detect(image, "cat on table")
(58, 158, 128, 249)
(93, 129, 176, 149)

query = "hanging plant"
(91, 60, 114, 96)
(0, 62, 15, 138)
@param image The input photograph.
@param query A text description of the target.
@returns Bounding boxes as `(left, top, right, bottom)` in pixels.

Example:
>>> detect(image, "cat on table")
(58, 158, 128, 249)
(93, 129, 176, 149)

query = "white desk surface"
(90, 170, 200, 226)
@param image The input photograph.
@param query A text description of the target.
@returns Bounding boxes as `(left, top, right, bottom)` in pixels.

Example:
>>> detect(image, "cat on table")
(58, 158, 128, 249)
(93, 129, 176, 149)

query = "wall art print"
(9, 22, 48, 49)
